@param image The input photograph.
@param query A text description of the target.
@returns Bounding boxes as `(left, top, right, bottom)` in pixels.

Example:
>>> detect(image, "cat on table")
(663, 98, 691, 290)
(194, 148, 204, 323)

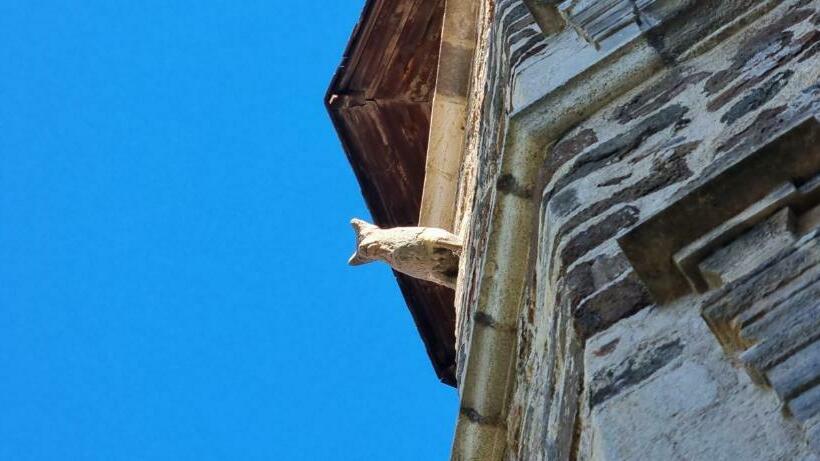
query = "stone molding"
(618, 115, 820, 303)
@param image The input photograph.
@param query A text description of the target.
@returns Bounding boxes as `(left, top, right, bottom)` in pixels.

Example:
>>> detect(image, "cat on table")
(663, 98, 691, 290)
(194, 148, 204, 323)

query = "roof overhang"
(325, 0, 456, 385)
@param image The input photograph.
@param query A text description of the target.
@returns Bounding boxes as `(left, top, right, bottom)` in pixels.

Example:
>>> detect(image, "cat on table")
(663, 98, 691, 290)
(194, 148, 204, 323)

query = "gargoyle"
(348, 218, 462, 289)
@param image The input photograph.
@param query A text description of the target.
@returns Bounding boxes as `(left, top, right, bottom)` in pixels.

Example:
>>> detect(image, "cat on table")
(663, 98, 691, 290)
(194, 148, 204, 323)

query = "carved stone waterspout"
(348, 218, 462, 289)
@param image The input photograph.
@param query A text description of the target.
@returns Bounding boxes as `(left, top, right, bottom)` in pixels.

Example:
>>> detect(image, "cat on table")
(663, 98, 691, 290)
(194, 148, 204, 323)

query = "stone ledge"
(618, 114, 820, 304)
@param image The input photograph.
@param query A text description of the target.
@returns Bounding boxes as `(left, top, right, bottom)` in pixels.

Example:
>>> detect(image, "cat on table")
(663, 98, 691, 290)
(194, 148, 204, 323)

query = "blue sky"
(0, 2, 456, 459)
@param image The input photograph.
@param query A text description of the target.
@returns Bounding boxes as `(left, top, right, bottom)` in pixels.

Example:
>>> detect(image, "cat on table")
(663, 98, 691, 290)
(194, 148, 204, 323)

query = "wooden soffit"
(325, 0, 455, 386)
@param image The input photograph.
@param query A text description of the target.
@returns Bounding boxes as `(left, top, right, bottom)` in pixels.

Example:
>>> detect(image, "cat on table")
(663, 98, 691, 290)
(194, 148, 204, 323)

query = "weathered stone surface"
(619, 115, 820, 304)
(698, 207, 798, 290)
(703, 233, 820, 350)
(734, 261, 820, 336)
(455, 0, 544, 384)
(703, 8, 815, 96)
(789, 384, 820, 422)
(689, 223, 820, 449)
(588, 338, 684, 408)
(546, 129, 599, 182)
(551, 140, 698, 265)
(739, 284, 820, 372)
(443, 0, 820, 458)
(674, 183, 799, 292)
(550, 105, 689, 196)
(705, 25, 818, 115)
(808, 416, 820, 452)
(716, 105, 787, 154)
(717, 82, 820, 156)
(559, 206, 639, 268)
(522, 0, 564, 35)
(573, 270, 652, 339)
(768, 339, 820, 401)
(590, 253, 631, 290)
(720, 70, 795, 125)
(612, 70, 711, 123)
(580, 303, 815, 461)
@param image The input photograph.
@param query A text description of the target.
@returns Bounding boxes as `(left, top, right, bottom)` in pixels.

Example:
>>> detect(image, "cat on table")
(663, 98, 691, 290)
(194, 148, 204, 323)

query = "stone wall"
(456, 0, 820, 459)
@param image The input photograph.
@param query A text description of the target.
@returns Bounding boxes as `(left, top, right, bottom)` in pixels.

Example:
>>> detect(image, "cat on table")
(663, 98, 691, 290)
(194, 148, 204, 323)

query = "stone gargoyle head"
(348, 218, 462, 289)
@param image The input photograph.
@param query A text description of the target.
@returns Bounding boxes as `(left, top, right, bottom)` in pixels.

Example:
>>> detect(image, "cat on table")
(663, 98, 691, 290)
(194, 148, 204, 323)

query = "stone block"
(768, 339, 820, 401)
(698, 207, 798, 290)
(788, 384, 820, 423)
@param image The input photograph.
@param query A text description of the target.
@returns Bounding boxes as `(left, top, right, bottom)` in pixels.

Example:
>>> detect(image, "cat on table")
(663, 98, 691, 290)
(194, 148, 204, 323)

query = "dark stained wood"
(326, 0, 456, 386)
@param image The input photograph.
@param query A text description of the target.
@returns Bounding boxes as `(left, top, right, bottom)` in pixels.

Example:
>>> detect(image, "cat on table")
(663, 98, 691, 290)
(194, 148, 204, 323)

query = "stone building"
(327, 0, 820, 459)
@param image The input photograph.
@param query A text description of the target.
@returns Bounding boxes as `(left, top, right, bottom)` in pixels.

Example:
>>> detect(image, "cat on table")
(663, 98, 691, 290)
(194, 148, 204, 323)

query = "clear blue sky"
(0, 2, 456, 459)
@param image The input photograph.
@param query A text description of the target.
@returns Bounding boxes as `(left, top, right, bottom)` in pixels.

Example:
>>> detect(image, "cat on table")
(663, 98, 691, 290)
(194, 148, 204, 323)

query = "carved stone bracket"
(698, 220, 820, 452)
(617, 114, 820, 451)
(618, 114, 820, 304)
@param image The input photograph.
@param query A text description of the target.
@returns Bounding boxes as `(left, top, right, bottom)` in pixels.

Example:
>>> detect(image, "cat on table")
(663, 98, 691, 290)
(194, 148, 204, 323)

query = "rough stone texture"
(698, 207, 798, 289)
(454, 0, 820, 458)
(578, 302, 815, 460)
(618, 114, 820, 302)
(702, 230, 820, 428)
(677, 184, 800, 292)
